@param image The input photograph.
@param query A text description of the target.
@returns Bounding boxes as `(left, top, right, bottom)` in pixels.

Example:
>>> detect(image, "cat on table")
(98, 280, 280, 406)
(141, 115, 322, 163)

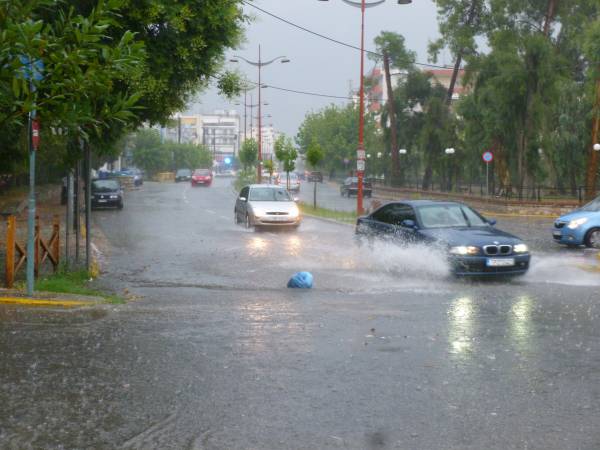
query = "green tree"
(305, 141, 324, 209)
(296, 104, 382, 179)
(263, 159, 275, 183)
(239, 138, 258, 171)
(274, 135, 298, 190)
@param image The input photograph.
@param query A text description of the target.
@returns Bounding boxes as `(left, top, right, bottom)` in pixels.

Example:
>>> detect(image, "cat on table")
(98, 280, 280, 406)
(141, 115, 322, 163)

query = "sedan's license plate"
(98, 199, 107, 203)
(553, 231, 561, 237)
(487, 258, 515, 267)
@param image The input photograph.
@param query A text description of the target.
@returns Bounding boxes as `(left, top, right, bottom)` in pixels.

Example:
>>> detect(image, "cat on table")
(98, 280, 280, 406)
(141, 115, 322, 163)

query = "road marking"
(0, 297, 95, 307)
(206, 209, 216, 215)
(182, 185, 190, 204)
(219, 215, 229, 220)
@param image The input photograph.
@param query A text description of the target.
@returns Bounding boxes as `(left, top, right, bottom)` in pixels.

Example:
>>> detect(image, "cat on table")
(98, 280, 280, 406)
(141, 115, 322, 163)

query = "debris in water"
(287, 271, 313, 289)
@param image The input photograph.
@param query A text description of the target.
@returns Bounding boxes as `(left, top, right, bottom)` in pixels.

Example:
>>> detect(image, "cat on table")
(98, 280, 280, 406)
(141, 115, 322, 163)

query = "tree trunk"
(383, 52, 400, 185)
(313, 181, 317, 209)
(584, 77, 600, 200)
(445, 0, 478, 106)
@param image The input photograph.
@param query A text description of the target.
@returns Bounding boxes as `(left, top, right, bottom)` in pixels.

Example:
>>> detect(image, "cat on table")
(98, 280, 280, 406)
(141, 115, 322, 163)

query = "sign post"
(20, 56, 44, 296)
(482, 151, 494, 197)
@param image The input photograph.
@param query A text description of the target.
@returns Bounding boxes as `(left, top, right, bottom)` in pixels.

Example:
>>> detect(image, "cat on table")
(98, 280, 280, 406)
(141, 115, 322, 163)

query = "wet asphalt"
(2, 179, 600, 450)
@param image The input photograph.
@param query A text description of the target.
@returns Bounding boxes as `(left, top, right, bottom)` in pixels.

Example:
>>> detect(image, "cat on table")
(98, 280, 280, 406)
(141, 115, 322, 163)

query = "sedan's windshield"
(580, 196, 600, 212)
(194, 169, 211, 176)
(249, 187, 292, 202)
(92, 180, 120, 192)
(176, 169, 191, 176)
(417, 204, 488, 228)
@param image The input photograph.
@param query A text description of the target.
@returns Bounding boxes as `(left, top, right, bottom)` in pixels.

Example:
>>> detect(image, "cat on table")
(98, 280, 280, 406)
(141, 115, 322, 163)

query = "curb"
(0, 296, 97, 307)
(302, 212, 354, 227)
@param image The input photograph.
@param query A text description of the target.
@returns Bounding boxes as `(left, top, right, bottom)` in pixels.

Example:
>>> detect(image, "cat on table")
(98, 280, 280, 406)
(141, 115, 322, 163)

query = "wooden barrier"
(4, 215, 60, 288)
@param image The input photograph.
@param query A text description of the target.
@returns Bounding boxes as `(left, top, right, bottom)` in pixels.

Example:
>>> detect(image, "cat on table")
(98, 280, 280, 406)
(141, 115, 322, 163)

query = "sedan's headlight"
(513, 243, 528, 253)
(253, 209, 265, 218)
(449, 246, 479, 255)
(110, 195, 118, 199)
(567, 217, 588, 229)
(289, 206, 300, 218)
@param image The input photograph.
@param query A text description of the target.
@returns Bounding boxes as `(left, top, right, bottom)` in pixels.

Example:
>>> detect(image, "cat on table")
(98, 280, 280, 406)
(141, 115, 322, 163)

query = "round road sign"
(482, 151, 493, 163)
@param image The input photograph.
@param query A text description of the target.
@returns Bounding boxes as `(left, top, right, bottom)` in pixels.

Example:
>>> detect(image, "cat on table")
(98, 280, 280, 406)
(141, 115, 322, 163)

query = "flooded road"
(2, 179, 600, 449)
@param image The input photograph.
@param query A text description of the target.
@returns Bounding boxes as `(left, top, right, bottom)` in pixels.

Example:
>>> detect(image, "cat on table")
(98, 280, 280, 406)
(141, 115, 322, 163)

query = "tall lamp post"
(319, 0, 411, 214)
(231, 47, 290, 183)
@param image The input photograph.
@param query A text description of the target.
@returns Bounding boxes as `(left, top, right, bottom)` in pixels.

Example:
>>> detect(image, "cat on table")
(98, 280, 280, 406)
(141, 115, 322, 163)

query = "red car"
(191, 169, 212, 187)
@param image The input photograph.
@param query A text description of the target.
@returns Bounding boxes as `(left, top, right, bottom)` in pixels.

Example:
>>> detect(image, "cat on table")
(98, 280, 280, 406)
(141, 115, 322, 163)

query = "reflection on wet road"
(2, 178, 600, 449)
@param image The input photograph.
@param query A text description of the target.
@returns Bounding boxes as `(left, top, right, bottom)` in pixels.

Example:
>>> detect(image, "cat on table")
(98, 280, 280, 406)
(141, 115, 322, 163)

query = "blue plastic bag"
(287, 271, 313, 289)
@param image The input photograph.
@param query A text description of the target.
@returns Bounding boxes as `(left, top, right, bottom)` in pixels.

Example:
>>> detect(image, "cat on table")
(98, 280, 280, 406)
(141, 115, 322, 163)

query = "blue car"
(355, 200, 531, 276)
(552, 196, 600, 248)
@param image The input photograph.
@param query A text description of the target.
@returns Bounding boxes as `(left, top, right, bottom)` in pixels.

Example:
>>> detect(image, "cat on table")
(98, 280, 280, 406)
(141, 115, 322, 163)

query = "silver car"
(235, 184, 301, 229)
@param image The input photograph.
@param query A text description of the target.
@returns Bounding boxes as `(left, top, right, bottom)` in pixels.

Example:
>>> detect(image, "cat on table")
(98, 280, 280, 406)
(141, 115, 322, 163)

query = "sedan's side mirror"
(401, 219, 417, 229)
(239, 196, 247, 202)
(488, 219, 497, 226)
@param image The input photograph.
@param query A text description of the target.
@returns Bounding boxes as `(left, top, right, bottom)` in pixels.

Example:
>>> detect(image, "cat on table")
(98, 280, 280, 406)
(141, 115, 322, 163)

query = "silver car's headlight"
(253, 209, 265, 218)
(289, 205, 300, 218)
(567, 217, 588, 229)
(513, 244, 528, 253)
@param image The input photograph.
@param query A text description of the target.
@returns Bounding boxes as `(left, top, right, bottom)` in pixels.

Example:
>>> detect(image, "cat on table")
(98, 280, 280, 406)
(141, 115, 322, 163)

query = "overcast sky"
(187, 0, 446, 137)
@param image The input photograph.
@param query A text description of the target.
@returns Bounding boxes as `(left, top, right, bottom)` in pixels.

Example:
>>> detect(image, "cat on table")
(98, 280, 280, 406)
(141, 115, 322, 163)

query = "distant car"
(278, 173, 301, 192)
(191, 169, 212, 187)
(125, 168, 143, 186)
(175, 168, 192, 182)
(91, 179, 123, 210)
(341, 177, 372, 197)
(218, 169, 236, 177)
(553, 196, 600, 248)
(307, 171, 323, 183)
(355, 200, 531, 276)
(235, 184, 301, 229)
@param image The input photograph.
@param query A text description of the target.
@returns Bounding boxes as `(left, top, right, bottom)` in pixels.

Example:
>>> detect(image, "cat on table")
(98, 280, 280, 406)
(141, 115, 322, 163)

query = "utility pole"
(383, 51, 400, 186)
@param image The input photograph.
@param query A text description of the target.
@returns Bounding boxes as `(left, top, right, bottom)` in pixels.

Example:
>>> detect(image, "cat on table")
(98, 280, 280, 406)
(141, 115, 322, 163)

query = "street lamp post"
(319, 0, 412, 214)
(231, 47, 290, 183)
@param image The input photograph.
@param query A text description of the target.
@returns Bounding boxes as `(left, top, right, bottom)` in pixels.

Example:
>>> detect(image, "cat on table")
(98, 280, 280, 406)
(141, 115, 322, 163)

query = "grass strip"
(28, 270, 125, 304)
(299, 202, 357, 224)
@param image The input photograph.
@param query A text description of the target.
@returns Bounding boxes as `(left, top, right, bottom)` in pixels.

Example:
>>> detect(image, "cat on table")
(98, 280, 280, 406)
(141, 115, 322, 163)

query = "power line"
(263, 84, 354, 100)
(241, 0, 451, 70)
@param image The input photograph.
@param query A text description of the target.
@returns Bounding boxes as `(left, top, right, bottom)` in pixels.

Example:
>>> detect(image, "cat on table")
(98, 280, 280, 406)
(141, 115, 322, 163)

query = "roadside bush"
(234, 169, 256, 191)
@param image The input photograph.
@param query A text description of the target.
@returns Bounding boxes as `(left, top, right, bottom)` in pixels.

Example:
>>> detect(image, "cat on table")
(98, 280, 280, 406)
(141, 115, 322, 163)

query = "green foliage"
(296, 104, 382, 178)
(130, 128, 211, 175)
(239, 138, 258, 170)
(305, 141, 324, 170)
(274, 135, 298, 175)
(234, 168, 256, 191)
(372, 31, 416, 70)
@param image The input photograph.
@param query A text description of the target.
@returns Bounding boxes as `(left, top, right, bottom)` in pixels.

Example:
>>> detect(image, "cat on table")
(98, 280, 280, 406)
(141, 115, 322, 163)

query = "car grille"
(554, 221, 566, 229)
(483, 244, 512, 255)
(266, 212, 288, 215)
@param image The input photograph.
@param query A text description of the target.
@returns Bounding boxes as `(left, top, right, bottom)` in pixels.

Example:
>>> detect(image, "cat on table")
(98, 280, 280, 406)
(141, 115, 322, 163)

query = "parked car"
(91, 179, 123, 210)
(191, 169, 212, 187)
(340, 177, 372, 197)
(278, 172, 301, 192)
(235, 184, 301, 229)
(175, 168, 192, 182)
(552, 195, 600, 248)
(355, 200, 531, 276)
(307, 171, 323, 183)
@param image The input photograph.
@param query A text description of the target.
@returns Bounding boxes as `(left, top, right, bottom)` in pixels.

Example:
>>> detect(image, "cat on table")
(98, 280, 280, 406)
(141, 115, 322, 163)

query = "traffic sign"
(357, 150, 366, 160)
(357, 160, 365, 171)
(31, 119, 40, 150)
(482, 151, 493, 163)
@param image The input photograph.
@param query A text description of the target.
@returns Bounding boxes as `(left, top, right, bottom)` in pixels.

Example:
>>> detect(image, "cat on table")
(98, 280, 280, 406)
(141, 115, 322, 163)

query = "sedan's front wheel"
(584, 228, 600, 248)
(245, 214, 253, 229)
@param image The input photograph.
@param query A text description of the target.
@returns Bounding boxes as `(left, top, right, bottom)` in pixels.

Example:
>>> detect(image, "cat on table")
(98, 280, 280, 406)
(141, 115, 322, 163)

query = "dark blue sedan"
(355, 200, 531, 276)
